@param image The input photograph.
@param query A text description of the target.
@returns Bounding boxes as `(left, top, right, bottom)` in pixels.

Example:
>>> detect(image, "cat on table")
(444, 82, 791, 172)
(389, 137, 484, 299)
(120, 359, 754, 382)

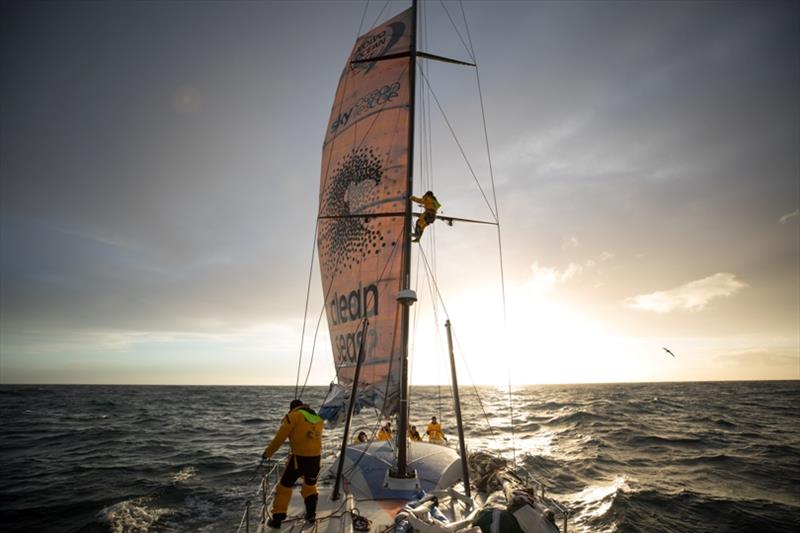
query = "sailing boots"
(267, 513, 286, 529)
(304, 494, 318, 523)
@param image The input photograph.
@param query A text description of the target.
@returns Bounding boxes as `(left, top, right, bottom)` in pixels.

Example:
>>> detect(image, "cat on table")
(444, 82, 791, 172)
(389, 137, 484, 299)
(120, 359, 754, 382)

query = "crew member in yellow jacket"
(262, 399, 324, 528)
(375, 421, 393, 441)
(426, 416, 447, 444)
(411, 191, 441, 242)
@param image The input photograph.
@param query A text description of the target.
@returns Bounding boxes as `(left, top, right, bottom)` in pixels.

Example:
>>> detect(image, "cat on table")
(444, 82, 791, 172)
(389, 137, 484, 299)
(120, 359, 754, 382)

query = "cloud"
(586, 251, 615, 267)
(626, 272, 747, 313)
(562, 236, 581, 250)
(528, 262, 583, 292)
(778, 208, 799, 224)
(529, 251, 615, 290)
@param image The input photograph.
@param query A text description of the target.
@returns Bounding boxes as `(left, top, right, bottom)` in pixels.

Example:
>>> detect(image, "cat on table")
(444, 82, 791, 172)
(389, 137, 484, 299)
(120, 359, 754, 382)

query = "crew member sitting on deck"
(356, 431, 368, 443)
(376, 421, 393, 441)
(409, 425, 423, 442)
(411, 191, 441, 242)
(426, 416, 447, 444)
(262, 399, 323, 528)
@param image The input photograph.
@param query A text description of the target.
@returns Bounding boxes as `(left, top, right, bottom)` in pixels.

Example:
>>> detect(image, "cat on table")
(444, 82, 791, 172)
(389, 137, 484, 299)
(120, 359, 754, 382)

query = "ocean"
(1, 381, 798, 532)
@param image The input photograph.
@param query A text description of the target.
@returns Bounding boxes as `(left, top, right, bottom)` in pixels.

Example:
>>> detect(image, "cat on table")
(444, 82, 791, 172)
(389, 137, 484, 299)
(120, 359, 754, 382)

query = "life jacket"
(376, 427, 393, 441)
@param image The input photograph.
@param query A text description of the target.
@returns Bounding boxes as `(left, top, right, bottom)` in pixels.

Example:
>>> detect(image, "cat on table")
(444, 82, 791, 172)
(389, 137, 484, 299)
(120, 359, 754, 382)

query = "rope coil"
(351, 508, 373, 531)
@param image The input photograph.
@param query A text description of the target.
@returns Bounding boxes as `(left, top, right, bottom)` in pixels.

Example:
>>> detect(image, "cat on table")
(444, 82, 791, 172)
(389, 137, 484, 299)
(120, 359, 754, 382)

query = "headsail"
(318, 8, 413, 423)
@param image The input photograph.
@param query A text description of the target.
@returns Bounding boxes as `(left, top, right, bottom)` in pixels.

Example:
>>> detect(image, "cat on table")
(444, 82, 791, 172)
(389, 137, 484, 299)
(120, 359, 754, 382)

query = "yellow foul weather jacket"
(427, 422, 445, 441)
(376, 427, 393, 441)
(411, 195, 441, 213)
(263, 406, 323, 458)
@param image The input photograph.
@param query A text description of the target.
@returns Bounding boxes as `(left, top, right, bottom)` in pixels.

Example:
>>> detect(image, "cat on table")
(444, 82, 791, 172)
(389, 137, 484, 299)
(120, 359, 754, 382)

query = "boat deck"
(241, 441, 464, 533)
(237, 441, 569, 533)
(260, 485, 398, 532)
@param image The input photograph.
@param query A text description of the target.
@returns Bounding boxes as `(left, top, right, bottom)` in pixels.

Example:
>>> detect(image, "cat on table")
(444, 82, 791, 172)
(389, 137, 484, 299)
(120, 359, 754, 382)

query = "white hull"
(244, 441, 565, 533)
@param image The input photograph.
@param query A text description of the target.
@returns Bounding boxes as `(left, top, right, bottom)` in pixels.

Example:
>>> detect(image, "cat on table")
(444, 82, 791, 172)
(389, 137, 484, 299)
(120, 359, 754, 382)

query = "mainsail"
(318, 8, 413, 422)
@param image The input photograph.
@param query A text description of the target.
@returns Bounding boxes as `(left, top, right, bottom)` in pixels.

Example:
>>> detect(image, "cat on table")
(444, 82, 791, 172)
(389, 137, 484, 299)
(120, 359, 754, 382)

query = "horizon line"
(1, 378, 797, 387)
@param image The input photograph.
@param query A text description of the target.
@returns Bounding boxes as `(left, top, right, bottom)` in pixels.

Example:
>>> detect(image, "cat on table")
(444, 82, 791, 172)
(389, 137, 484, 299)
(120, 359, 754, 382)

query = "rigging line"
(417, 246, 499, 444)
(307, 76, 391, 398)
(307, 218, 403, 398)
(449, 328, 498, 443)
(343, 416, 388, 478)
(460, 0, 500, 224)
(304, 64, 366, 395)
(342, 414, 382, 477)
(408, 188, 426, 390)
(294, 220, 319, 397)
(460, 0, 515, 468)
(460, 0, 506, 319)
(409, 231, 424, 382)
(356, 0, 370, 37)
(314, 69, 410, 393)
(316, 58, 409, 369)
(418, 68, 497, 222)
(421, 256, 445, 420)
(420, 4, 438, 292)
(375, 226, 406, 415)
(318, 14, 373, 212)
(423, 6, 438, 277)
(413, 4, 430, 413)
(458, 0, 476, 59)
(419, 0, 426, 192)
(438, 0, 475, 63)
(331, 221, 405, 418)
(308, 5, 368, 396)
(299, 300, 326, 398)
(369, 0, 392, 31)
(379, 303, 401, 426)
(310, 247, 355, 388)
(425, 2, 434, 192)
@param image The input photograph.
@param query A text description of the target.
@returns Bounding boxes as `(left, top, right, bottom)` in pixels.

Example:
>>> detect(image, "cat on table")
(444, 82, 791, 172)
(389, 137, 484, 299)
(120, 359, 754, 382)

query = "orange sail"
(318, 8, 413, 421)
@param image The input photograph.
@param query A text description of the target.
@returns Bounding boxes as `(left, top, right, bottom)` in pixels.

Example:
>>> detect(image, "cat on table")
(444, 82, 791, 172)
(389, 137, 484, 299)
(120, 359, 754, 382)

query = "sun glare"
(409, 282, 652, 386)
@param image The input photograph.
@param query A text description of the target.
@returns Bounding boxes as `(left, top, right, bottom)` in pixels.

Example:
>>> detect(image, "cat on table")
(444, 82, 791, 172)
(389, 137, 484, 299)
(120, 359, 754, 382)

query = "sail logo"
(330, 283, 380, 365)
(329, 283, 378, 326)
(352, 21, 405, 74)
(331, 82, 401, 134)
(335, 326, 378, 365)
(318, 147, 388, 276)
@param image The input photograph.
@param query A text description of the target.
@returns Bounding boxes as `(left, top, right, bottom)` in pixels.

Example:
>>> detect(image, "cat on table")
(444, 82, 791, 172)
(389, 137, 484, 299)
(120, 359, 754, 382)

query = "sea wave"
(100, 497, 170, 533)
(1, 381, 798, 532)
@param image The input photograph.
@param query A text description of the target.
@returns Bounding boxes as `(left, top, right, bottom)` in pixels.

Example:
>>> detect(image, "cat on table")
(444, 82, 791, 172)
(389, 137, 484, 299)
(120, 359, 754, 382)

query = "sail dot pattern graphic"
(319, 147, 387, 275)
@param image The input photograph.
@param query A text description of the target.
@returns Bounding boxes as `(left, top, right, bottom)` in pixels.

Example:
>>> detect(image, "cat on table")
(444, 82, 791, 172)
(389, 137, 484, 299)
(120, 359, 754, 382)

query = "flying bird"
(662, 347, 676, 358)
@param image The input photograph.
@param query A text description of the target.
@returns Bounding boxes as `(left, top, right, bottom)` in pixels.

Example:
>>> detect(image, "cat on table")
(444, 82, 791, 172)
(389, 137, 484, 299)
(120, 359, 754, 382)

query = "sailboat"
(238, 2, 569, 532)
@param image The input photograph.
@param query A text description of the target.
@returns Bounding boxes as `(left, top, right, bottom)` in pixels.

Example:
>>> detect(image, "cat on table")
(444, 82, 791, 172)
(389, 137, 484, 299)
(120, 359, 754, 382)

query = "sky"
(1, 0, 798, 386)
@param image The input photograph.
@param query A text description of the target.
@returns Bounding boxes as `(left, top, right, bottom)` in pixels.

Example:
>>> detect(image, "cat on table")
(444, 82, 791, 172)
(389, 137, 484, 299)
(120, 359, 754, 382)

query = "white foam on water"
(569, 474, 631, 528)
(521, 430, 555, 456)
(99, 497, 170, 533)
(172, 466, 198, 482)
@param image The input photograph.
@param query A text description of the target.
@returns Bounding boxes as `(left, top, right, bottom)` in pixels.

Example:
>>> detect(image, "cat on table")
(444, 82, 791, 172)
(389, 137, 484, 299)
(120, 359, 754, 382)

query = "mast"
(332, 319, 369, 501)
(445, 320, 471, 497)
(396, 0, 417, 479)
